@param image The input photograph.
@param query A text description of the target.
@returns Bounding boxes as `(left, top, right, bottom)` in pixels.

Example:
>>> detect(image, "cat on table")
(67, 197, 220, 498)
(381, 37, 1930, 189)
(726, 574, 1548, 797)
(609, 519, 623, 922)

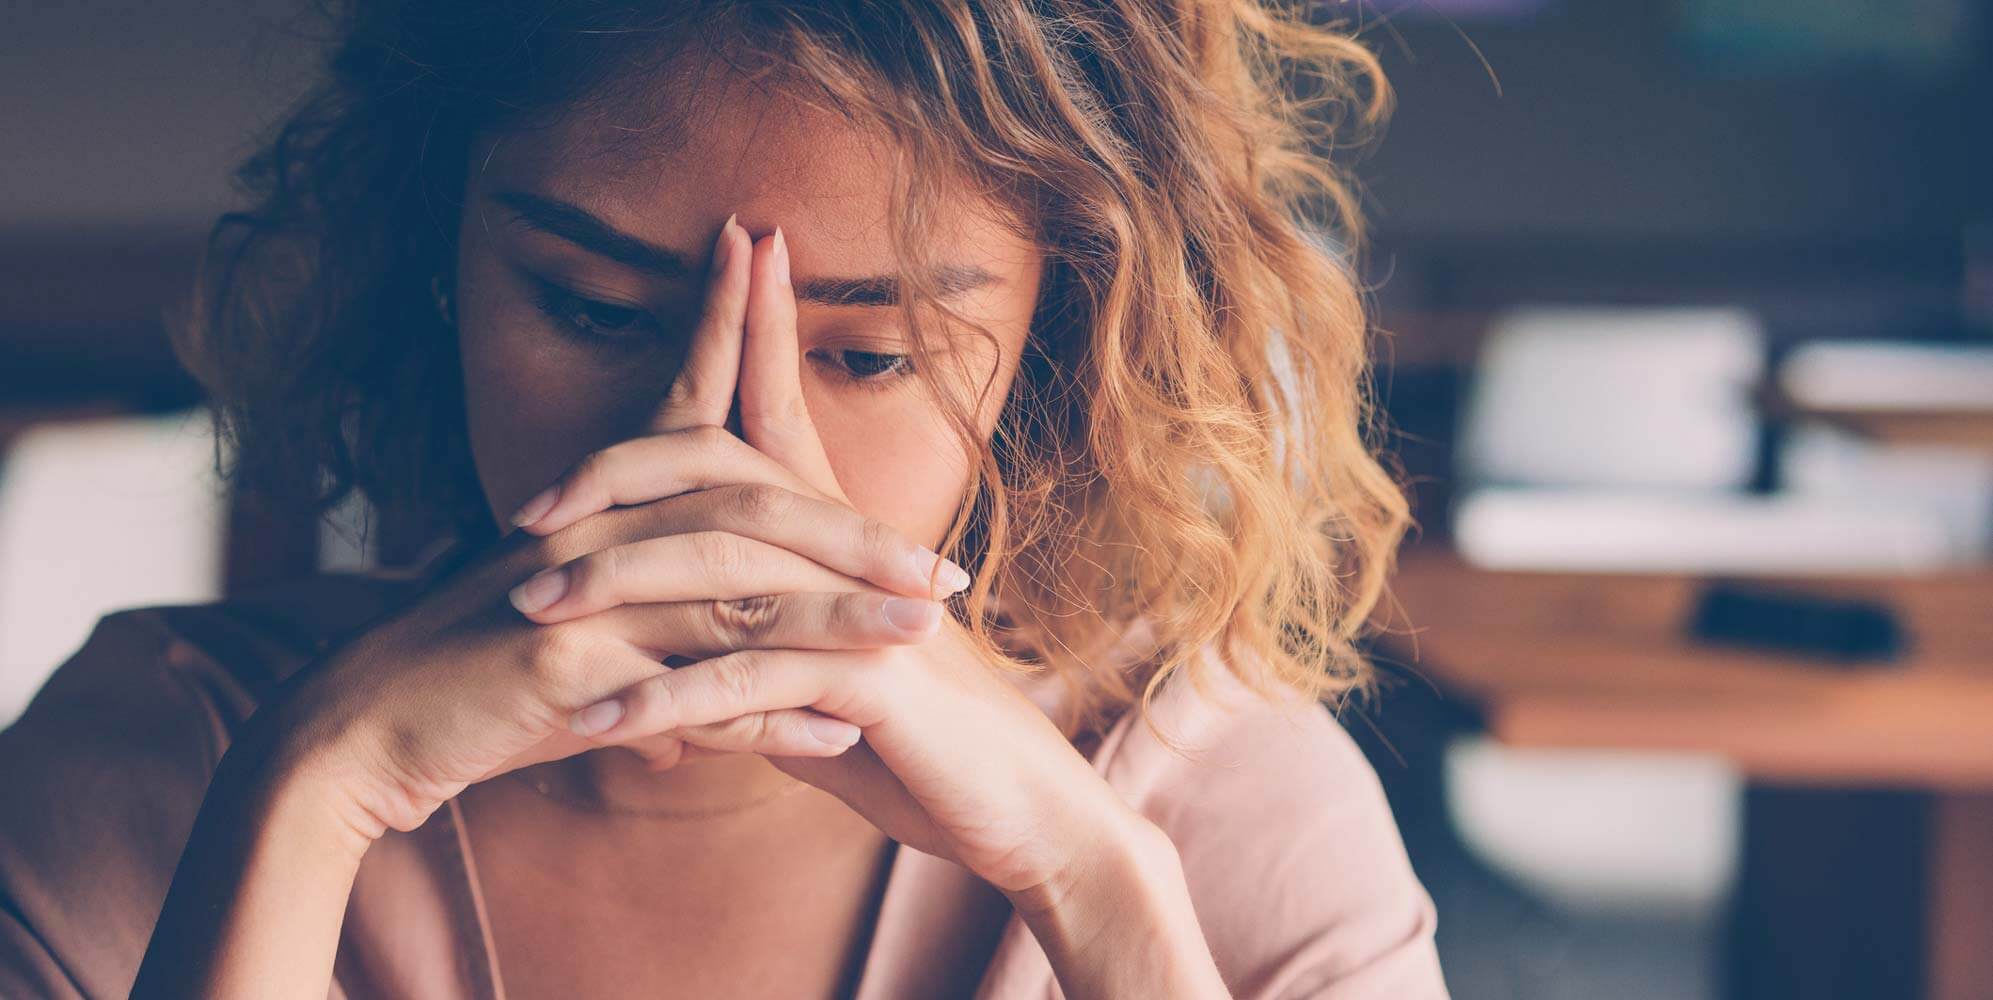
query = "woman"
(0, 0, 1443, 997)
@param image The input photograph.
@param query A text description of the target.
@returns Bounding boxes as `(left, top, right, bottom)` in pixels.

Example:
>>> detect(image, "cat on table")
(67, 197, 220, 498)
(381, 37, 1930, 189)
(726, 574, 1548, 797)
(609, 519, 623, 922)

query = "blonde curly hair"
(175, 0, 1409, 749)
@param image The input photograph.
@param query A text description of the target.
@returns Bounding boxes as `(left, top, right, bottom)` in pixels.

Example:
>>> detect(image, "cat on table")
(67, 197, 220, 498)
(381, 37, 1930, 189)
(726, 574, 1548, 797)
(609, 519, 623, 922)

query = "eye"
(528, 279, 655, 344)
(839, 350, 912, 379)
(812, 347, 915, 387)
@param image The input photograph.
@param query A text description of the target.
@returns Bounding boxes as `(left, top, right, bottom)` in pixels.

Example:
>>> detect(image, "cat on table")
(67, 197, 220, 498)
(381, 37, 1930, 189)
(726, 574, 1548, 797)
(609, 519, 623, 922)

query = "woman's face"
(452, 59, 1043, 551)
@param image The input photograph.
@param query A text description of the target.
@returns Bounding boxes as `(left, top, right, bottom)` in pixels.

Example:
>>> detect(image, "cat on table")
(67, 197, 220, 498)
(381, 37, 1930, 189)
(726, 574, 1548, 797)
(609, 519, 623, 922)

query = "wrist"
(217, 695, 394, 863)
(1006, 806, 1230, 999)
(211, 740, 375, 871)
(245, 755, 378, 874)
(1005, 803, 1176, 919)
(134, 704, 376, 998)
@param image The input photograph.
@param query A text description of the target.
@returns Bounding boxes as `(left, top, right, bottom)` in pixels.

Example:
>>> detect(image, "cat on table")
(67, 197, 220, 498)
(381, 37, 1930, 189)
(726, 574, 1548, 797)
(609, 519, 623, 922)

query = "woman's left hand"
(508, 226, 1168, 913)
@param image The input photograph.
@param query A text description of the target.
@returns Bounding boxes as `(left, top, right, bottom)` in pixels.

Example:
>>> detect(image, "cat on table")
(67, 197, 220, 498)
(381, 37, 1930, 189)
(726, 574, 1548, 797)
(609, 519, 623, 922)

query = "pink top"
(0, 564, 1446, 999)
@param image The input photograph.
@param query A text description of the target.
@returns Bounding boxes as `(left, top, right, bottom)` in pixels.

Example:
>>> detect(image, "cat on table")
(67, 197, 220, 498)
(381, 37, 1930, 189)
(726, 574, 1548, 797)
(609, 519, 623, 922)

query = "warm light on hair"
(174, 0, 1409, 752)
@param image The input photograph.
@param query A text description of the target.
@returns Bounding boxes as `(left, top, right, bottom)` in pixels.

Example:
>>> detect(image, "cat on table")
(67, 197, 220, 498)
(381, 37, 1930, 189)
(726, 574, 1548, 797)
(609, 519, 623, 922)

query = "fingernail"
(881, 596, 942, 635)
(570, 699, 624, 737)
(772, 226, 791, 286)
(508, 567, 569, 614)
(910, 550, 972, 595)
(938, 559, 971, 593)
(807, 715, 861, 748)
(712, 211, 738, 275)
(509, 485, 559, 528)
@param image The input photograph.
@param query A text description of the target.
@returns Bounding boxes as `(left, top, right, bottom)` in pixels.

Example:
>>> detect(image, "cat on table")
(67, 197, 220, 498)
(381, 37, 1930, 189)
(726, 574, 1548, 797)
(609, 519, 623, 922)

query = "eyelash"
(529, 278, 916, 387)
(809, 347, 917, 390)
(529, 280, 655, 346)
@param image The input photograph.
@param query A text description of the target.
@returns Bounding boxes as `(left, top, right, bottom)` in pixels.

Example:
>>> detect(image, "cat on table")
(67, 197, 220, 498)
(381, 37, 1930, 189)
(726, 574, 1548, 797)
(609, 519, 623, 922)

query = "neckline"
(439, 789, 913, 1000)
(440, 796, 509, 1000)
(417, 623, 1141, 1000)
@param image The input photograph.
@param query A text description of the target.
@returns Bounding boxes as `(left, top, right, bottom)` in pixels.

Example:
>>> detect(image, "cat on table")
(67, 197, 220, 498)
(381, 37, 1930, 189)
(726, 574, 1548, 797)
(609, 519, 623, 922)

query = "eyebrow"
(488, 190, 999, 306)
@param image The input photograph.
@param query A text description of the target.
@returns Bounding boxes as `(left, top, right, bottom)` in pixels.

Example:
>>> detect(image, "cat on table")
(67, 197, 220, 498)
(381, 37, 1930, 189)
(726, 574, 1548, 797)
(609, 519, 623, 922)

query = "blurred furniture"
(0, 231, 385, 600)
(1458, 307, 1766, 492)
(0, 410, 232, 725)
(1381, 546, 1993, 1000)
(1790, 408, 1993, 454)
(1773, 340, 1993, 456)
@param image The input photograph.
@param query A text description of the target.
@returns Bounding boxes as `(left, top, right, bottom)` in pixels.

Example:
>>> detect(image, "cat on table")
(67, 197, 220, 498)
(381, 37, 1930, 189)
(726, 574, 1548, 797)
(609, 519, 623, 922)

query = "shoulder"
(0, 568, 422, 998)
(1087, 648, 1449, 999)
(4, 566, 424, 764)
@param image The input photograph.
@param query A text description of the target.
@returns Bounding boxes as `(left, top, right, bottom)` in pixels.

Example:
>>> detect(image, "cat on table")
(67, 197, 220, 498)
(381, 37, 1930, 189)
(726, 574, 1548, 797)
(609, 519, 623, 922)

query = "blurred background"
(2, 2, 1988, 998)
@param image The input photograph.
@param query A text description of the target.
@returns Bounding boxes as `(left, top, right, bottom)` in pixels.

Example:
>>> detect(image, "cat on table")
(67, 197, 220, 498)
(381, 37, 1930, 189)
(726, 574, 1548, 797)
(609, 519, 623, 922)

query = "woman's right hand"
(264, 429, 958, 841)
(248, 214, 960, 843)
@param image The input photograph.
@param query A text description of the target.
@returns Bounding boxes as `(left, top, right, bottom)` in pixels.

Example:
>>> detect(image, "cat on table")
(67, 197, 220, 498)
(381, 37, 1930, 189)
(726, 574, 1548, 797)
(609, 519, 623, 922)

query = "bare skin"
(458, 775, 898, 998)
(453, 57, 1038, 819)
(447, 59, 1037, 998)
(132, 53, 1231, 1000)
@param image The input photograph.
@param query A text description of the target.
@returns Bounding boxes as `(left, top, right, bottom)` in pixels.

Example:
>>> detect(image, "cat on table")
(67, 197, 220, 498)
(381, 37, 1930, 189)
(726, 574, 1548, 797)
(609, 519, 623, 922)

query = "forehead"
(467, 51, 1033, 276)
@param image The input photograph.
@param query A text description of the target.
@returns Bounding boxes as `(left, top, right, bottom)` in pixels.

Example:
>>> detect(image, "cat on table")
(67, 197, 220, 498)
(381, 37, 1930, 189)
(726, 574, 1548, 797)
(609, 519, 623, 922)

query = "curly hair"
(175, 0, 1410, 748)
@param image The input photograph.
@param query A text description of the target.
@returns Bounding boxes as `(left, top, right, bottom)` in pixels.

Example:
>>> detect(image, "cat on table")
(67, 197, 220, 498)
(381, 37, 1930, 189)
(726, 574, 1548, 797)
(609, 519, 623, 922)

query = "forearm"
(130, 722, 375, 1000)
(1010, 815, 1231, 1000)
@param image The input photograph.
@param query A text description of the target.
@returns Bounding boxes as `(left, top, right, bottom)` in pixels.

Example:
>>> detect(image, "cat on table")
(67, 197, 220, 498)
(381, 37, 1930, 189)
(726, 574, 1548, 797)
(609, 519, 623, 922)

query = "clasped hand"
(291, 217, 1156, 913)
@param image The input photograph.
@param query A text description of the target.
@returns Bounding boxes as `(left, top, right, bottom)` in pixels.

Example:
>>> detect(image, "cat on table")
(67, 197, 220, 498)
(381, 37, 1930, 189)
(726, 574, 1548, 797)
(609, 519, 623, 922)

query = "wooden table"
(1378, 548, 1993, 1000)
(1779, 405, 1993, 457)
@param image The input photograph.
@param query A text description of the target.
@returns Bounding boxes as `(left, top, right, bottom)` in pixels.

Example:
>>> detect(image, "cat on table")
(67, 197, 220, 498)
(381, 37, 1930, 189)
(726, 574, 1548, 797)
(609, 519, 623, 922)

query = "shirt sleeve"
(0, 901, 86, 1000)
(1124, 677, 1450, 999)
(0, 608, 230, 1000)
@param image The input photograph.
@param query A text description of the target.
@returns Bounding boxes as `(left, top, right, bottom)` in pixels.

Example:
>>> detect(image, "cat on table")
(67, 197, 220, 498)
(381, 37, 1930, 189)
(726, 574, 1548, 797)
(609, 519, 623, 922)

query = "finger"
(630, 732, 805, 772)
(507, 531, 868, 622)
(593, 590, 943, 658)
(740, 226, 846, 501)
(566, 712, 858, 771)
(483, 726, 691, 778)
(507, 424, 828, 536)
(496, 625, 673, 731)
(568, 647, 887, 742)
(665, 708, 862, 757)
(650, 212, 749, 433)
(768, 743, 950, 857)
(640, 484, 968, 598)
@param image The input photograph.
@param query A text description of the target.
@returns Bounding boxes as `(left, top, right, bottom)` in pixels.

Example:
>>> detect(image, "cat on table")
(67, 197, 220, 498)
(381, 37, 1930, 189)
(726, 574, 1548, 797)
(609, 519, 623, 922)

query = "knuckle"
(521, 625, 593, 695)
(709, 652, 761, 708)
(692, 531, 749, 584)
(714, 711, 773, 745)
(726, 482, 788, 528)
(710, 594, 781, 645)
(859, 516, 900, 566)
(825, 593, 873, 637)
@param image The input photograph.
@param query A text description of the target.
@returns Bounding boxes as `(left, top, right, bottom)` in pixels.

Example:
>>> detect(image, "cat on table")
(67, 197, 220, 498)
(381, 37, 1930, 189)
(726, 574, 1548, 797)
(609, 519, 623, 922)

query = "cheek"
(815, 396, 977, 551)
(456, 263, 659, 522)
(807, 338, 1019, 550)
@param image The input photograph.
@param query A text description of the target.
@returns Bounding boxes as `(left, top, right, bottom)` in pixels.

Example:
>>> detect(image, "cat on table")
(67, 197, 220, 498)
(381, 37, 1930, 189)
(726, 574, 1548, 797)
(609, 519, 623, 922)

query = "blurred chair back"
(1458, 306, 1765, 491)
(0, 410, 227, 724)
